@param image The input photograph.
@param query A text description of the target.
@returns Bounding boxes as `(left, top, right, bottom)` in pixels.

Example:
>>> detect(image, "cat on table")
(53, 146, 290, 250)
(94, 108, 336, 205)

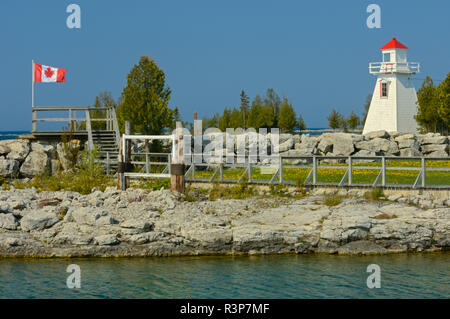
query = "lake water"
(0, 253, 448, 299)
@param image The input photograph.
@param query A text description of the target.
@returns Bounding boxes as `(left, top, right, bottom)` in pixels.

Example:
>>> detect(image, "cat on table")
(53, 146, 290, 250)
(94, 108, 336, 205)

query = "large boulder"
(0, 159, 20, 177)
(420, 136, 448, 145)
(0, 144, 10, 155)
(364, 130, 389, 139)
(66, 207, 117, 226)
(421, 144, 448, 154)
(396, 138, 420, 150)
(318, 133, 361, 156)
(355, 138, 399, 155)
(6, 140, 30, 162)
(20, 210, 59, 231)
(278, 137, 294, 152)
(19, 151, 50, 178)
(0, 213, 18, 230)
(56, 140, 80, 171)
(120, 219, 154, 235)
(400, 148, 422, 157)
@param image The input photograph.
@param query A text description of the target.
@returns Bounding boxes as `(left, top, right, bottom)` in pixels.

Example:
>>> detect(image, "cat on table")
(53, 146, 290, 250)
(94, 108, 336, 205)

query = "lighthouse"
(363, 37, 420, 134)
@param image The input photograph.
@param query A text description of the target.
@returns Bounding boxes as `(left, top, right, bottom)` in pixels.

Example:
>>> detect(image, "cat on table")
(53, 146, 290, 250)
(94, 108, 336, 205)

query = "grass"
(323, 194, 344, 206)
(364, 187, 386, 201)
(192, 159, 450, 186)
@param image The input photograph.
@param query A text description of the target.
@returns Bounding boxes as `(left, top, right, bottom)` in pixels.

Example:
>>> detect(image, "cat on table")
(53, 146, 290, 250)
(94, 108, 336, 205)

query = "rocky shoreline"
(0, 187, 448, 257)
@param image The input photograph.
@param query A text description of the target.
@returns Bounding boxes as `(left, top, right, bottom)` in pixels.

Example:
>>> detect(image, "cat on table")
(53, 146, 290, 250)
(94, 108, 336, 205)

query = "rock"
(318, 133, 361, 156)
(426, 151, 448, 157)
(68, 207, 116, 226)
(364, 130, 389, 139)
(0, 144, 10, 155)
(50, 159, 61, 175)
(3, 237, 22, 247)
(129, 231, 165, 244)
(397, 138, 420, 150)
(0, 213, 18, 230)
(387, 194, 402, 201)
(337, 240, 388, 254)
(421, 136, 448, 145)
(356, 138, 399, 154)
(56, 140, 80, 171)
(5, 140, 30, 162)
(20, 210, 59, 231)
(278, 137, 294, 152)
(421, 144, 448, 154)
(94, 234, 119, 246)
(0, 159, 20, 177)
(19, 151, 50, 178)
(400, 148, 422, 157)
(395, 133, 415, 141)
(120, 219, 154, 235)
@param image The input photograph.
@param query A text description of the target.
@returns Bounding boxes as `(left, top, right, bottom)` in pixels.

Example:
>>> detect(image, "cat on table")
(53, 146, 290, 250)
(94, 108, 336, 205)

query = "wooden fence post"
(170, 121, 185, 193)
(125, 121, 131, 189)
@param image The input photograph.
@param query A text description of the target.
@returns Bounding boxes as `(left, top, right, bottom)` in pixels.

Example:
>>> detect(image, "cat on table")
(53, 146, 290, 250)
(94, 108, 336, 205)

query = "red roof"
(380, 37, 408, 50)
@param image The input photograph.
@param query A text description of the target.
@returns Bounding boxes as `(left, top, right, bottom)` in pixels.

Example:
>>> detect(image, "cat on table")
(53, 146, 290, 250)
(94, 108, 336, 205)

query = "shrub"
(324, 194, 343, 206)
(364, 187, 385, 201)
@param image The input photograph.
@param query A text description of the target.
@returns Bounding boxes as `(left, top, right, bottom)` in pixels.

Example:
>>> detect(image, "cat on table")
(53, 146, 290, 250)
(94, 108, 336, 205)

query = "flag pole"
(31, 59, 34, 108)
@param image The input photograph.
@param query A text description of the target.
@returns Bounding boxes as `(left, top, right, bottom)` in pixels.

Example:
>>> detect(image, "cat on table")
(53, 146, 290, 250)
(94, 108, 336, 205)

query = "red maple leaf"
(44, 67, 55, 78)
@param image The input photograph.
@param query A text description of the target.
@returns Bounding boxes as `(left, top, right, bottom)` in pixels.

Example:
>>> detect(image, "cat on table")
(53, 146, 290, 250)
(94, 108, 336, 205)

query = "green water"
(0, 253, 448, 298)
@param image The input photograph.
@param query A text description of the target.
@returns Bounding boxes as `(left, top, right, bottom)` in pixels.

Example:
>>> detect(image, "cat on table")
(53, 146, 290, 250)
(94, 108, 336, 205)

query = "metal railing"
(369, 62, 420, 74)
(183, 155, 449, 189)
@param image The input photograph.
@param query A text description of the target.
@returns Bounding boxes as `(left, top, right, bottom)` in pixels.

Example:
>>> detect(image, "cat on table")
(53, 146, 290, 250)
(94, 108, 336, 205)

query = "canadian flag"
(34, 63, 67, 83)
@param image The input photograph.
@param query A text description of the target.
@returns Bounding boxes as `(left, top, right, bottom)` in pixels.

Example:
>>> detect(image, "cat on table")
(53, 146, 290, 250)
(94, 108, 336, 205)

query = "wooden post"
(125, 121, 131, 189)
(170, 121, 185, 193)
(117, 140, 124, 190)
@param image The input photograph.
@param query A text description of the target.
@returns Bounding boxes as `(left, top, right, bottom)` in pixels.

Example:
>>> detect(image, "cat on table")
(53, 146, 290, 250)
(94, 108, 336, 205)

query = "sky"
(0, 0, 449, 131)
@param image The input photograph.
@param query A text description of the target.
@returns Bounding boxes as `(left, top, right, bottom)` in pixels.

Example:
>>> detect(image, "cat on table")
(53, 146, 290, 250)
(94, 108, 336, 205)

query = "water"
(0, 131, 29, 140)
(0, 254, 448, 298)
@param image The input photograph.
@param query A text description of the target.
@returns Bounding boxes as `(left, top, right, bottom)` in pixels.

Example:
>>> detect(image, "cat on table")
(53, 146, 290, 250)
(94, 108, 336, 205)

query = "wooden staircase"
(91, 130, 120, 171)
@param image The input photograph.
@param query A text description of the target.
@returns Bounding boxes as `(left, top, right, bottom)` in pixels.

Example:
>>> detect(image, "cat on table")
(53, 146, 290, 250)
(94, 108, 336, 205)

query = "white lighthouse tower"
(363, 37, 420, 134)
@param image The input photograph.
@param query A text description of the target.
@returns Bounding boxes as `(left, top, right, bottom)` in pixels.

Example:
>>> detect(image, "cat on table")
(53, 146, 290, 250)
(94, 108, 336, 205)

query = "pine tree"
(117, 56, 173, 137)
(264, 88, 281, 126)
(91, 91, 117, 130)
(278, 97, 297, 132)
(229, 108, 244, 129)
(298, 114, 306, 131)
(247, 95, 274, 129)
(347, 111, 360, 130)
(436, 73, 450, 134)
(219, 107, 231, 131)
(240, 90, 250, 128)
(327, 109, 344, 130)
(415, 76, 441, 133)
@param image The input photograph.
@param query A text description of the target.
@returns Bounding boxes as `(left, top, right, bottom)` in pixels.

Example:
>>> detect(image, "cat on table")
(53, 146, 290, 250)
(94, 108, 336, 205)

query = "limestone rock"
(364, 130, 389, 139)
(120, 219, 154, 235)
(67, 207, 116, 226)
(421, 136, 448, 145)
(6, 140, 30, 162)
(20, 210, 59, 231)
(421, 144, 448, 154)
(95, 234, 119, 246)
(19, 151, 50, 178)
(400, 148, 422, 157)
(0, 213, 18, 230)
(0, 159, 20, 177)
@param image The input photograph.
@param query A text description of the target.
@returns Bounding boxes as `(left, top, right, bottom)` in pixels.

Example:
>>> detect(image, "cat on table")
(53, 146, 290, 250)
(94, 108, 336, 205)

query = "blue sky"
(0, 0, 449, 130)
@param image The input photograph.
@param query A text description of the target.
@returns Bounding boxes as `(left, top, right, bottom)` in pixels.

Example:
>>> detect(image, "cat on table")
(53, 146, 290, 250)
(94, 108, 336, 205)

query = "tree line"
(202, 88, 306, 132)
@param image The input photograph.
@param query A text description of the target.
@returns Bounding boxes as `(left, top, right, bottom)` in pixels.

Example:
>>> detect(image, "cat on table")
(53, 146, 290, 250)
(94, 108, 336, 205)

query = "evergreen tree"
(219, 107, 231, 131)
(298, 114, 306, 131)
(436, 73, 450, 134)
(247, 95, 274, 129)
(202, 113, 220, 129)
(239, 90, 250, 128)
(347, 111, 360, 130)
(327, 109, 344, 130)
(91, 91, 117, 130)
(415, 76, 441, 133)
(278, 97, 297, 132)
(117, 56, 173, 137)
(229, 108, 244, 129)
(264, 88, 281, 126)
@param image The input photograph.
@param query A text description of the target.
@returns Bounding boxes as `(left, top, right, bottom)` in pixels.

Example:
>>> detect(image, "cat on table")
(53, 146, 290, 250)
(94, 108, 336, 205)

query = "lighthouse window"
(383, 53, 391, 62)
(381, 82, 388, 97)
